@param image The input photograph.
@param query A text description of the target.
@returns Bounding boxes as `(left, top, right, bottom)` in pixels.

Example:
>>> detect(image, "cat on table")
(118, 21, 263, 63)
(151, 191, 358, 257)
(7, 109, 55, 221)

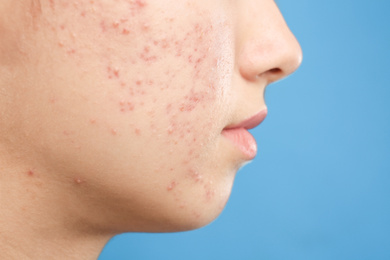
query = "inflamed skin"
(0, 0, 302, 259)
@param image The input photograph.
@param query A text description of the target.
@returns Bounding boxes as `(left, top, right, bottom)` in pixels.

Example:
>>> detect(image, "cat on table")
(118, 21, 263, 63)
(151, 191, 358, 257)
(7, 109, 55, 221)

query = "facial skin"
(0, 0, 301, 259)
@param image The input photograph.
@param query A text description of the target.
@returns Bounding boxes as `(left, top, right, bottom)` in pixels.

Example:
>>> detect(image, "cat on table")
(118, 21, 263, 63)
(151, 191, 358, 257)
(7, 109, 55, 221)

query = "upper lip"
(224, 108, 268, 130)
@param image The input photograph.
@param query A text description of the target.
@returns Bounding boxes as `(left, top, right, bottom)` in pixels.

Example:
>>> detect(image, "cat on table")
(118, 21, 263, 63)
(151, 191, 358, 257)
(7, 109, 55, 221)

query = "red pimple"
(134, 0, 147, 8)
(67, 49, 76, 55)
(111, 128, 118, 136)
(147, 79, 154, 85)
(161, 39, 169, 49)
(119, 101, 135, 112)
(205, 188, 215, 201)
(189, 169, 202, 183)
(113, 69, 120, 78)
(27, 170, 34, 177)
(122, 28, 130, 35)
(167, 126, 174, 135)
(179, 103, 196, 112)
(107, 66, 120, 79)
(167, 181, 177, 191)
(135, 128, 141, 135)
(112, 21, 120, 28)
(74, 178, 84, 184)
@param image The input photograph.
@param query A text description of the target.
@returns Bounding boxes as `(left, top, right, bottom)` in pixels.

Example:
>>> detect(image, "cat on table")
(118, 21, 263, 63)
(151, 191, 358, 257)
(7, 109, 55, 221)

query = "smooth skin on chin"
(0, 0, 301, 259)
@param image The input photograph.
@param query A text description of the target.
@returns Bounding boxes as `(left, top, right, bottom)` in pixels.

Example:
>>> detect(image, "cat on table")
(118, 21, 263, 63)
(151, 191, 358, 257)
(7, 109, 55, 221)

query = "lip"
(224, 109, 268, 130)
(222, 109, 268, 160)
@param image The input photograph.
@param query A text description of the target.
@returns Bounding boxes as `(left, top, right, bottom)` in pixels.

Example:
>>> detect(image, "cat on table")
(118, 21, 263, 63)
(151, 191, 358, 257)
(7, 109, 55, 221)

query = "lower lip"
(222, 127, 257, 160)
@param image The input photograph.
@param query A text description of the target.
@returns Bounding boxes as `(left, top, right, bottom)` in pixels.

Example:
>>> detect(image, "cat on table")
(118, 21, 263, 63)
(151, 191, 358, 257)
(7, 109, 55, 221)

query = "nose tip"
(237, 3, 303, 83)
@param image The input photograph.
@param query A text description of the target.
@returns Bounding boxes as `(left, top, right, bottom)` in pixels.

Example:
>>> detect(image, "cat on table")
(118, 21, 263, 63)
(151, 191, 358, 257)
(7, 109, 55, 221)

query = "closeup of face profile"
(0, 0, 302, 259)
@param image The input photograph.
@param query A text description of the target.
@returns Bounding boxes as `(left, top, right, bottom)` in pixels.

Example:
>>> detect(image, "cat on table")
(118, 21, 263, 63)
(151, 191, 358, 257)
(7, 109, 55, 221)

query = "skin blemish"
(192, 211, 201, 219)
(107, 66, 120, 79)
(122, 28, 131, 35)
(166, 104, 173, 114)
(139, 45, 157, 63)
(188, 168, 203, 183)
(204, 184, 215, 202)
(119, 101, 135, 112)
(74, 178, 85, 185)
(110, 128, 118, 136)
(112, 21, 120, 29)
(48, 0, 55, 10)
(100, 20, 108, 33)
(27, 170, 35, 177)
(141, 23, 150, 31)
(167, 126, 174, 135)
(167, 181, 177, 191)
(63, 130, 74, 136)
(67, 49, 76, 55)
(133, 0, 147, 9)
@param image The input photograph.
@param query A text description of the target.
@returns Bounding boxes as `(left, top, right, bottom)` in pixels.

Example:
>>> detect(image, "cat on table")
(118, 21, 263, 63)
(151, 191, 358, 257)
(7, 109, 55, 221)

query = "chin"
(116, 187, 232, 234)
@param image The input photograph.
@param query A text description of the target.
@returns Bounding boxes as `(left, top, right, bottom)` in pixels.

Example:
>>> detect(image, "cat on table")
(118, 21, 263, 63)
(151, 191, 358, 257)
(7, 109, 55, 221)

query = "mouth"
(222, 109, 268, 160)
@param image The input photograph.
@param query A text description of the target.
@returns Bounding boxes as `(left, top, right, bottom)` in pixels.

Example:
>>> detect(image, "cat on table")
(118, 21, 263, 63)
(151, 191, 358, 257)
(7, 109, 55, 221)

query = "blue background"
(99, 0, 390, 259)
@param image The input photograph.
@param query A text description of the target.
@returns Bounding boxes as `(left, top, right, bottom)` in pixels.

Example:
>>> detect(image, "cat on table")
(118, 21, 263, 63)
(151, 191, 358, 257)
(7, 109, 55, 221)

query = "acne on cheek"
(50, 1, 222, 121)
(165, 166, 217, 207)
(50, 1, 228, 204)
(96, 6, 220, 103)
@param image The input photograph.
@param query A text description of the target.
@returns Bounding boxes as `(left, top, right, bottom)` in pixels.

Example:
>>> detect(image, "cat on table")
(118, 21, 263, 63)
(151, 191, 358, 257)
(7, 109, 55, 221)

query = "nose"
(236, 0, 303, 83)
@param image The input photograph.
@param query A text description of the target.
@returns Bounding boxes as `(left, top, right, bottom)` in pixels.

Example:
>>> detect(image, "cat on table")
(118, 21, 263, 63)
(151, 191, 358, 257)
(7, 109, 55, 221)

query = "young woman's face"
(6, 0, 301, 232)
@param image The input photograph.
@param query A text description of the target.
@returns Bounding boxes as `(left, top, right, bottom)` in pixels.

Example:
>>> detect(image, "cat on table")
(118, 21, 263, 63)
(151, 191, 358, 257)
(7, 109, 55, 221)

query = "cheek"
(42, 0, 235, 216)
(50, 2, 233, 141)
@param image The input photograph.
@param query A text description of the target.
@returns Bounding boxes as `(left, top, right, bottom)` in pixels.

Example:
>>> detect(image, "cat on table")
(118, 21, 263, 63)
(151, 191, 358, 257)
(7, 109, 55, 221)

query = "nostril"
(257, 68, 283, 82)
(269, 68, 282, 74)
